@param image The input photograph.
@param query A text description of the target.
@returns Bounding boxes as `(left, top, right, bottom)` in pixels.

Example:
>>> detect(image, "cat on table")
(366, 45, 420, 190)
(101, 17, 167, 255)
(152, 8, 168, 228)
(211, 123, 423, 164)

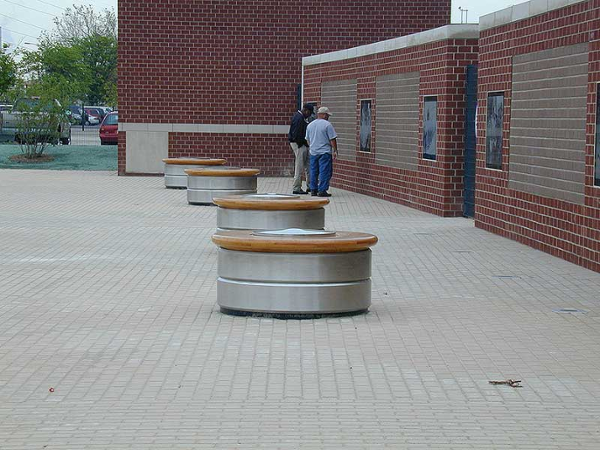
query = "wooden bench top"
(212, 230, 378, 253)
(162, 158, 226, 165)
(213, 195, 329, 210)
(185, 168, 260, 177)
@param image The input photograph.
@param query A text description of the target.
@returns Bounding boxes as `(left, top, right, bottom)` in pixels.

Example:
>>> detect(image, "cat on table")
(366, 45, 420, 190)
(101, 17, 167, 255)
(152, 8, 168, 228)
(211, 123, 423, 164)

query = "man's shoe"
(310, 190, 318, 196)
(292, 189, 307, 195)
(317, 191, 332, 197)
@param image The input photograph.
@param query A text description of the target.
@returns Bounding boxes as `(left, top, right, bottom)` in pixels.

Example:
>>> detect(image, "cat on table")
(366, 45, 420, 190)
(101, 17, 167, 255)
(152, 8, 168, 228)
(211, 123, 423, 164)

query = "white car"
(87, 115, 100, 125)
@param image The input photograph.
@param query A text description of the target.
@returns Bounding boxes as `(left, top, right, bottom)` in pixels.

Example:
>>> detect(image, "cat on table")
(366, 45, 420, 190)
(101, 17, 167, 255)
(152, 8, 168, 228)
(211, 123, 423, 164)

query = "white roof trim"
(479, 0, 588, 31)
(302, 24, 479, 67)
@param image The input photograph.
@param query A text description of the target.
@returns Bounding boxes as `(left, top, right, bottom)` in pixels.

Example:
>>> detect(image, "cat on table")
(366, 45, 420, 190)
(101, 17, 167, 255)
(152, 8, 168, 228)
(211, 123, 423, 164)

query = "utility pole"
(458, 7, 469, 24)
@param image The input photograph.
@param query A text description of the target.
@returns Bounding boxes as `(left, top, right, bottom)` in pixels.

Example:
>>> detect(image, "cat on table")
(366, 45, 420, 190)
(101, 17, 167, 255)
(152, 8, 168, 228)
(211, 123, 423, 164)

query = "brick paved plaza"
(0, 170, 599, 449)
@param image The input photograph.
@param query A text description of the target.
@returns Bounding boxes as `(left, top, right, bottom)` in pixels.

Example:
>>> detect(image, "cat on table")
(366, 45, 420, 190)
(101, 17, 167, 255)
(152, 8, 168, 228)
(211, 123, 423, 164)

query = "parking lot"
(71, 125, 102, 146)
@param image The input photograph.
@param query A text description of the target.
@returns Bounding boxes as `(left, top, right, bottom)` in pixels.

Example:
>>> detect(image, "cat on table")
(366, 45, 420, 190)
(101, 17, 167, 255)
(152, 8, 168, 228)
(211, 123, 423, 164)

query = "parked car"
(85, 108, 102, 125)
(87, 106, 112, 120)
(67, 105, 83, 124)
(0, 98, 71, 145)
(99, 111, 118, 145)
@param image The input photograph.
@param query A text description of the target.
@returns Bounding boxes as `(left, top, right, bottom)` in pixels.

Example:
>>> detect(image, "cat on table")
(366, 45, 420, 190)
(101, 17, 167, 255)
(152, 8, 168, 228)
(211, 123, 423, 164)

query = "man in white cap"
(305, 106, 338, 197)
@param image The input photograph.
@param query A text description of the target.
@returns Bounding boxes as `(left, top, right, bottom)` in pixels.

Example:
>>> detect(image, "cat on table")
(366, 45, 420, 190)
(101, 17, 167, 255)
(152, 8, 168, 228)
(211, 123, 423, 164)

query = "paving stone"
(0, 170, 599, 448)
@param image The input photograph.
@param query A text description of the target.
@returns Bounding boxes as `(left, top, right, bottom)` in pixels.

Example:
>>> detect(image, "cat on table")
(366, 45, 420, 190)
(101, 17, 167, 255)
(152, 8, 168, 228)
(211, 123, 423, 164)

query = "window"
(360, 100, 372, 152)
(103, 113, 118, 125)
(486, 93, 504, 169)
(596, 84, 600, 186)
(423, 96, 437, 160)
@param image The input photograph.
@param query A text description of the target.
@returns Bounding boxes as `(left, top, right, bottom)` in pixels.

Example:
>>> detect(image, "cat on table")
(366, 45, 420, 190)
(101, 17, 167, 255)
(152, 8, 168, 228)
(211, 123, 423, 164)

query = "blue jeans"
(309, 153, 332, 193)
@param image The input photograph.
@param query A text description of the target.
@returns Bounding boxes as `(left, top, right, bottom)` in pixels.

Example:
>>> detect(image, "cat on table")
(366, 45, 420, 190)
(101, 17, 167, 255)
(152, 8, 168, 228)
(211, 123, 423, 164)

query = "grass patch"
(0, 144, 117, 171)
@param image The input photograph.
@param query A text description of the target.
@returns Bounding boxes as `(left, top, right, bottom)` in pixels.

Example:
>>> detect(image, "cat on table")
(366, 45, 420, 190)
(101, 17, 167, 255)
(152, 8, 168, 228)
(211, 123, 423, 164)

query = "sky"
(0, 0, 528, 51)
(0, 0, 117, 51)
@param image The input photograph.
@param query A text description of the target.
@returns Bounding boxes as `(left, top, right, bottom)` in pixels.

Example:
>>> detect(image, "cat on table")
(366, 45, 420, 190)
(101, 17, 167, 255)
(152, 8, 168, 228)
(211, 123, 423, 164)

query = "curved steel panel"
(217, 277, 371, 314)
(164, 164, 203, 177)
(164, 174, 188, 188)
(187, 175, 257, 190)
(217, 248, 370, 282)
(217, 208, 325, 231)
(188, 189, 257, 205)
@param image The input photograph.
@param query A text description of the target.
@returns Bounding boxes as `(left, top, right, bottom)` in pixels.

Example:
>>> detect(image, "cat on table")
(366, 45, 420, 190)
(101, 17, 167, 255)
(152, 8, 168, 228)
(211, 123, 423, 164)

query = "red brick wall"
(117, 132, 126, 175)
(303, 38, 479, 217)
(117, 0, 451, 174)
(477, 0, 600, 272)
(169, 133, 292, 177)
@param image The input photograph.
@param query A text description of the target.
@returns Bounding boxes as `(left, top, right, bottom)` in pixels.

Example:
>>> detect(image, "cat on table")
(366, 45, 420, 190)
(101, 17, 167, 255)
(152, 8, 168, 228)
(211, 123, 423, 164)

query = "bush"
(14, 98, 65, 159)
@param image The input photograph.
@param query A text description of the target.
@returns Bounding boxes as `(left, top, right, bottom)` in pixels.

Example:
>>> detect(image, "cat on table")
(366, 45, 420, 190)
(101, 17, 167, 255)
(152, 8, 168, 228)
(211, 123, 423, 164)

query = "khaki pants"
(290, 142, 310, 191)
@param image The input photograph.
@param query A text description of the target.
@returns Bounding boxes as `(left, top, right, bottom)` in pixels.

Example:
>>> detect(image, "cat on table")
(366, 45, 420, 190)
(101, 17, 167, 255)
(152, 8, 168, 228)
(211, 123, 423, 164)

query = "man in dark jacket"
(288, 104, 314, 194)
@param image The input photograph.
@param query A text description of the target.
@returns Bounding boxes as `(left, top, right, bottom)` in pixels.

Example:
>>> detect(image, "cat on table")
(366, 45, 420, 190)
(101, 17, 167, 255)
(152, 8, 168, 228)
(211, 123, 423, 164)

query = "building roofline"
(302, 24, 479, 67)
(479, 0, 587, 31)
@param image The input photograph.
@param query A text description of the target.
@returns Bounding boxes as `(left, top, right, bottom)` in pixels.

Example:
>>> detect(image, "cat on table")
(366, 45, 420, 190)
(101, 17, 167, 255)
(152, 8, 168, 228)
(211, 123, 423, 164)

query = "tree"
(10, 43, 87, 158)
(13, 97, 68, 159)
(41, 5, 118, 107)
(20, 42, 90, 102)
(0, 45, 17, 98)
(47, 5, 117, 44)
(76, 35, 117, 106)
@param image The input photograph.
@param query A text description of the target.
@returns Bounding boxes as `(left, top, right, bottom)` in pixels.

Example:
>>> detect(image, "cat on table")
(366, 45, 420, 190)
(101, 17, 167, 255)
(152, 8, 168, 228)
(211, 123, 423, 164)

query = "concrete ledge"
(302, 24, 479, 67)
(125, 131, 168, 174)
(120, 123, 289, 134)
(479, 0, 587, 31)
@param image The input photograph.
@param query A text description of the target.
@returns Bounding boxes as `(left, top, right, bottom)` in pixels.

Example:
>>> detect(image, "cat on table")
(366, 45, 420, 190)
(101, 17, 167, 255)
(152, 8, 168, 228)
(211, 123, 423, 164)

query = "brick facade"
(118, 0, 451, 175)
(303, 27, 479, 217)
(477, 0, 600, 272)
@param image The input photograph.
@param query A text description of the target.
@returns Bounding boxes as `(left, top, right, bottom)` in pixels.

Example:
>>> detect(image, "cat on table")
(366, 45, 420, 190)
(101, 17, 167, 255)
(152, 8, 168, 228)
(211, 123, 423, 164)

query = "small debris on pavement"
(489, 379, 522, 388)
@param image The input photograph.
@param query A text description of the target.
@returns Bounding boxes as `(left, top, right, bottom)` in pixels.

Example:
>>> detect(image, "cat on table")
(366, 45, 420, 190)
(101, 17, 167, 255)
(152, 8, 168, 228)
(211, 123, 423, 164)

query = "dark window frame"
(359, 99, 372, 152)
(422, 96, 438, 160)
(486, 92, 504, 170)
(595, 83, 600, 187)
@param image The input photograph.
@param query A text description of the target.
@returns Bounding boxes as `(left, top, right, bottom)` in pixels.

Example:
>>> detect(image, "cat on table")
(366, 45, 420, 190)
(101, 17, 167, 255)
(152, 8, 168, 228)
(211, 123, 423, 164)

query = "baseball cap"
(302, 103, 314, 112)
(317, 107, 332, 115)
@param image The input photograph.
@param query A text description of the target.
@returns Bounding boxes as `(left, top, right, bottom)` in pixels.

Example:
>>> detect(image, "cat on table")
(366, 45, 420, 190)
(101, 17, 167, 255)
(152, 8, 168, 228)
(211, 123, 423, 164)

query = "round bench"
(185, 168, 260, 205)
(163, 157, 227, 189)
(212, 228, 378, 318)
(213, 193, 329, 231)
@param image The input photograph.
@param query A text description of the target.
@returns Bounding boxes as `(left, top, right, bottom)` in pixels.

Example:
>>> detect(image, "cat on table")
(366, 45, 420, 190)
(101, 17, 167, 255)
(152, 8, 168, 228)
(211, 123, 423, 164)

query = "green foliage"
(9, 5, 118, 114)
(36, 5, 118, 107)
(103, 77, 118, 109)
(13, 97, 68, 159)
(0, 48, 17, 97)
(75, 35, 117, 106)
(20, 42, 90, 106)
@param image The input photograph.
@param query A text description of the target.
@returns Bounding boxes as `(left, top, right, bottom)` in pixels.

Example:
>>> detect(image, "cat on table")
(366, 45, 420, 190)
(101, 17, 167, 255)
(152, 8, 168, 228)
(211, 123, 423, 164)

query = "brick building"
(302, 0, 600, 273)
(476, 0, 600, 272)
(302, 25, 479, 217)
(117, 0, 451, 176)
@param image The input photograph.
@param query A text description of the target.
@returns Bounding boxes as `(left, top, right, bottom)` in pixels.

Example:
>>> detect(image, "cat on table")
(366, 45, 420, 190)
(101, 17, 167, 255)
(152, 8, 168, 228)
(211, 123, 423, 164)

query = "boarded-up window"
(486, 93, 504, 170)
(321, 79, 357, 161)
(509, 43, 588, 204)
(375, 72, 420, 170)
(423, 96, 437, 160)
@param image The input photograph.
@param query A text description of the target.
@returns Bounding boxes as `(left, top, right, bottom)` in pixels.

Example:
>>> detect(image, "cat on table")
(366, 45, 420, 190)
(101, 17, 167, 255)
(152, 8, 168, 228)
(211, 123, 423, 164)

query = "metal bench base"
(217, 208, 325, 231)
(188, 189, 257, 205)
(216, 249, 371, 317)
